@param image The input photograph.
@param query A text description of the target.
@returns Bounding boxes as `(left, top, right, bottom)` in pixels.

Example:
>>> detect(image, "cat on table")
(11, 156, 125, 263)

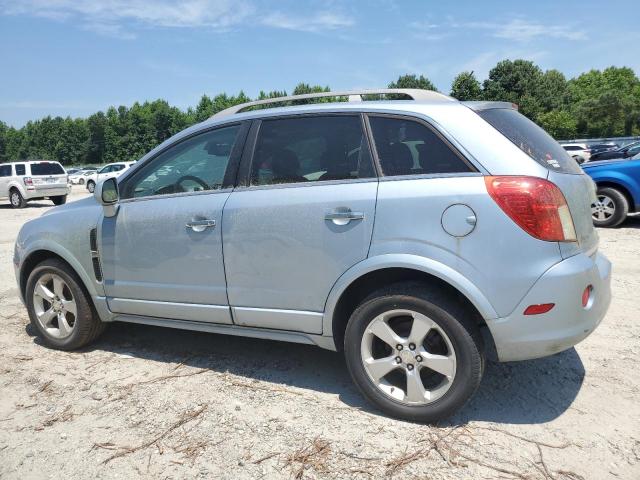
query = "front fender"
(321, 253, 499, 337)
(590, 171, 640, 202)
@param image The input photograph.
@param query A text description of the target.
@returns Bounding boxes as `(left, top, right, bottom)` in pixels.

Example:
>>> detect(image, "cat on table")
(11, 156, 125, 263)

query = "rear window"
(478, 108, 582, 174)
(30, 162, 65, 175)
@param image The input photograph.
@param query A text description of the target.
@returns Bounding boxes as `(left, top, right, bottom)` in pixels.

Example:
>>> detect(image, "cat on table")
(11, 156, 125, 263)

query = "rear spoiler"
(463, 101, 518, 111)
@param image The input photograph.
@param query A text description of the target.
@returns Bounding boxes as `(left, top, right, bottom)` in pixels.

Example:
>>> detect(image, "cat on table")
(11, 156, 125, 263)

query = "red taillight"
(23, 177, 33, 186)
(524, 303, 555, 315)
(485, 176, 577, 242)
(582, 285, 592, 307)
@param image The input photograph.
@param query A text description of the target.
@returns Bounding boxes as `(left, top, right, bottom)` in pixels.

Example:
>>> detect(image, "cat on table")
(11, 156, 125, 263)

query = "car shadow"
(43, 321, 584, 425)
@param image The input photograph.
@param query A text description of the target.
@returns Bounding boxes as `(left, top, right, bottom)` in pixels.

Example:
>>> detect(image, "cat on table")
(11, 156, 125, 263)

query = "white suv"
(85, 162, 135, 193)
(0, 160, 69, 208)
(562, 143, 591, 163)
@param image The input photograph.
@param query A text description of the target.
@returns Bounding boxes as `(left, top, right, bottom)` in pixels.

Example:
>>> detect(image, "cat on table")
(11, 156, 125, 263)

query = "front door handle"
(325, 208, 365, 226)
(186, 219, 216, 232)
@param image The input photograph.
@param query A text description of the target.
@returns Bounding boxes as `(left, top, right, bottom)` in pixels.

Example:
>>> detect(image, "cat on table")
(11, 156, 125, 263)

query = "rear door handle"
(186, 219, 216, 232)
(325, 208, 365, 225)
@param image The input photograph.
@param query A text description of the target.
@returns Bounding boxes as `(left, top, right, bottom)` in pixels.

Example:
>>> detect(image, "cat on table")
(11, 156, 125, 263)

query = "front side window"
(0, 165, 11, 177)
(121, 124, 240, 199)
(369, 116, 472, 176)
(29, 162, 65, 175)
(15, 164, 26, 175)
(98, 165, 111, 174)
(251, 115, 374, 186)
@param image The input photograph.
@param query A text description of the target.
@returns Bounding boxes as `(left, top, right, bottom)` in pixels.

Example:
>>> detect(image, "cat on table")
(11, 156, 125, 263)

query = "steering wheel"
(175, 175, 210, 192)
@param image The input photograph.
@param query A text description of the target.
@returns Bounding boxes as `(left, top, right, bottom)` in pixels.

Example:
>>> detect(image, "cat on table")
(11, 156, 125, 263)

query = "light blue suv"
(13, 89, 612, 421)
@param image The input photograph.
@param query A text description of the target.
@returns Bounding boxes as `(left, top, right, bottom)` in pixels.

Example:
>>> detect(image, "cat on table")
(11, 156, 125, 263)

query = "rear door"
(28, 161, 67, 190)
(222, 114, 378, 334)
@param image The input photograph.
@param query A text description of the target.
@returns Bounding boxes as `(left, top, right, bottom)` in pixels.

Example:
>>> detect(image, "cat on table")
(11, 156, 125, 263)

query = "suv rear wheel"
(344, 283, 484, 422)
(592, 187, 628, 227)
(51, 195, 67, 206)
(26, 259, 106, 350)
(9, 188, 26, 208)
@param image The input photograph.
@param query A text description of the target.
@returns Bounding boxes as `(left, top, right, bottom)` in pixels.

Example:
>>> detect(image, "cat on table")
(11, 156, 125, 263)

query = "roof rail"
(211, 88, 453, 118)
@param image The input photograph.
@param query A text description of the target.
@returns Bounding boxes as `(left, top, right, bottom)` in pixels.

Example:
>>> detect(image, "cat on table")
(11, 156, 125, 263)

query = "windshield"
(30, 162, 65, 175)
(477, 108, 582, 174)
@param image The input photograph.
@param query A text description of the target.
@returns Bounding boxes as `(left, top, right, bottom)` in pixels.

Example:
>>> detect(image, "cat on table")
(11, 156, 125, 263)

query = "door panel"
(101, 192, 232, 323)
(222, 181, 378, 318)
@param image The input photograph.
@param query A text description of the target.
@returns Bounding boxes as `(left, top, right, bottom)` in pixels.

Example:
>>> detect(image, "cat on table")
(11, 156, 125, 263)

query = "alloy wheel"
(360, 309, 456, 405)
(592, 195, 615, 221)
(32, 273, 77, 339)
(10, 192, 20, 206)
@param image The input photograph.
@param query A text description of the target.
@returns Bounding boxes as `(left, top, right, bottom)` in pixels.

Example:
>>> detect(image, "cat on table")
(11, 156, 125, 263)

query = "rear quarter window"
(15, 164, 26, 175)
(478, 108, 582, 174)
(30, 162, 65, 175)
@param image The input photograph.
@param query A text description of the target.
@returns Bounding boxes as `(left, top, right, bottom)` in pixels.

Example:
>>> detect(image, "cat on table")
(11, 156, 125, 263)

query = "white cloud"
(453, 18, 586, 42)
(261, 11, 354, 32)
(0, 0, 355, 38)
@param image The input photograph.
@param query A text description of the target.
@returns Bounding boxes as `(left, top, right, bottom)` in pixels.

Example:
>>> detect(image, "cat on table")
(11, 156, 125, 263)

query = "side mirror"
(95, 177, 119, 217)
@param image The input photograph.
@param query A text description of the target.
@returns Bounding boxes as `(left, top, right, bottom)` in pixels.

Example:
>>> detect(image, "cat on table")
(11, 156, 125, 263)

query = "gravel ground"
(0, 187, 638, 479)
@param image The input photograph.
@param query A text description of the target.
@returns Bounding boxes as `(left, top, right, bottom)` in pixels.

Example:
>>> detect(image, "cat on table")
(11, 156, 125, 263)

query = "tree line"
(1, 59, 639, 166)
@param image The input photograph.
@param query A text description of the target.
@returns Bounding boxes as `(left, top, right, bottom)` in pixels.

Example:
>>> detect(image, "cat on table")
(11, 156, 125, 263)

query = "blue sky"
(1, 0, 639, 127)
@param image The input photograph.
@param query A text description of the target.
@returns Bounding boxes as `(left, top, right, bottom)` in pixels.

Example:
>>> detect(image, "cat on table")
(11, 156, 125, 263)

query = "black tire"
(592, 187, 628, 228)
(87, 181, 95, 193)
(9, 188, 27, 208)
(25, 259, 106, 350)
(572, 155, 585, 164)
(344, 282, 484, 423)
(51, 195, 67, 206)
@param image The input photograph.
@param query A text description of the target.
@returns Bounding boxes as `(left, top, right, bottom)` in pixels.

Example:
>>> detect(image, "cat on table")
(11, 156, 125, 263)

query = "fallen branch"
(476, 426, 571, 449)
(102, 405, 207, 464)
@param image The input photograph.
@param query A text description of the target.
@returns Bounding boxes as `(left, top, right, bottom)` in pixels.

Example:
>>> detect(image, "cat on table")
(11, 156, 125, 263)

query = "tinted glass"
(30, 162, 65, 175)
(369, 116, 472, 176)
(563, 146, 581, 151)
(122, 124, 240, 199)
(478, 108, 582, 174)
(112, 164, 125, 171)
(0, 165, 10, 177)
(251, 115, 374, 186)
(15, 164, 26, 175)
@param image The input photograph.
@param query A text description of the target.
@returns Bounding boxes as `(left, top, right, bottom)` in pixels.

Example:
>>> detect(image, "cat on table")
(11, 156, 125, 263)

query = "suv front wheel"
(87, 180, 96, 193)
(26, 259, 106, 350)
(344, 283, 484, 422)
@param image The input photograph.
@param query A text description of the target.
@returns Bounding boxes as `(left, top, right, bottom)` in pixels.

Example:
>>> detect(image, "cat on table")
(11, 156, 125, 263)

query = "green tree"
(483, 59, 544, 119)
(537, 110, 577, 139)
(388, 74, 438, 91)
(450, 71, 482, 100)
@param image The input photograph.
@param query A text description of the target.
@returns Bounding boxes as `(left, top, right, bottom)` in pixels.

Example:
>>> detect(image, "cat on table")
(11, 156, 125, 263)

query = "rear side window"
(563, 146, 581, 151)
(0, 165, 11, 177)
(15, 164, 26, 175)
(251, 115, 374, 186)
(368, 116, 472, 176)
(478, 108, 582, 174)
(30, 162, 65, 175)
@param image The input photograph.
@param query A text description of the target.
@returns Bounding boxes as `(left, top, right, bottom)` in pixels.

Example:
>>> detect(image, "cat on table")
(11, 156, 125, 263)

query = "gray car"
(13, 89, 611, 422)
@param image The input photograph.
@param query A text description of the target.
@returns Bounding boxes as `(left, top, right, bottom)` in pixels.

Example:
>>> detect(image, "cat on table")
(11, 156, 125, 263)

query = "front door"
(101, 123, 246, 324)
(223, 114, 378, 334)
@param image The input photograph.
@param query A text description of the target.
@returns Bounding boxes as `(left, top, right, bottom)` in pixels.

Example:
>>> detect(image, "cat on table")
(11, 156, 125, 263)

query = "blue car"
(582, 153, 640, 227)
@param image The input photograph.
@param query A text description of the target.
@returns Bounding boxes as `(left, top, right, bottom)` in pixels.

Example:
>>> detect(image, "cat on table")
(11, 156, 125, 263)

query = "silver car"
(13, 89, 612, 422)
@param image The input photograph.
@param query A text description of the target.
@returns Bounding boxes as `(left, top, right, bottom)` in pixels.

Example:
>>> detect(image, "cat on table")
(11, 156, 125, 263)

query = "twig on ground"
(284, 438, 331, 479)
(101, 405, 207, 464)
(476, 425, 571, 449)
(253, 451, 281, 464)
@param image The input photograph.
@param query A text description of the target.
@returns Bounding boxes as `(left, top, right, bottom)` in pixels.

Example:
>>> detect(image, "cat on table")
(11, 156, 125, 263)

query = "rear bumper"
(24, 186, 69, 199)
(486, 251, 612, 362)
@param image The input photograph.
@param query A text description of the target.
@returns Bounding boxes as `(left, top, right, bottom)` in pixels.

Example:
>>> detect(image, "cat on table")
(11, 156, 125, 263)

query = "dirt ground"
(0, 187, 638, 479)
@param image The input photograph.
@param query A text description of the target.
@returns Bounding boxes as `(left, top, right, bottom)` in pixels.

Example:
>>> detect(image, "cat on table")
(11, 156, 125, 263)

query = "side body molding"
(321, 253, 499, 338)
